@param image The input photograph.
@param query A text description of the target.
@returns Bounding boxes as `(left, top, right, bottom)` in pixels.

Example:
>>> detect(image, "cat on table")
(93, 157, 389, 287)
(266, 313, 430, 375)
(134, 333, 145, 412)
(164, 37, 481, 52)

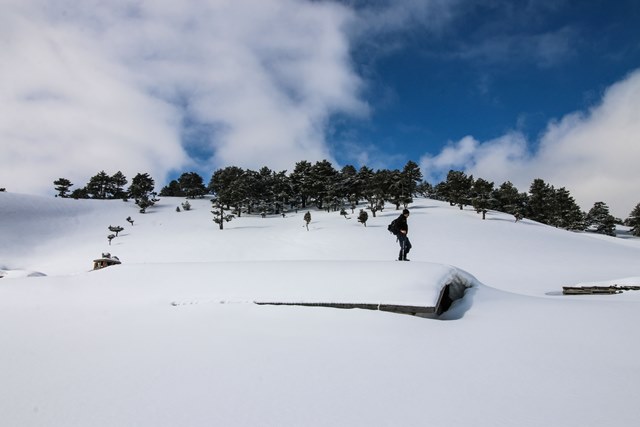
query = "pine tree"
(178, 172, 207, 199)
(309, 160, 338, 210)
(551, 187, 585, 231)
(70, 187, 89, 199)
(445, 170, 474, 209)
(527, 179, 554, 224)
(585, 201, 616, 236)
(401, 160, 423, 204)
(209, 166, 247, 217)
(493, 181, 527, 217)
(128, 173, 156, 213)
(357, 166, 375, 214)
(357, 209, 368, 226)
(271, 170, 292, 215)
(363, 170, 389, 217)
(111, 171, 128, 199)
(53, 178, 73, 198)
(387, 169, 406, 210)
(160, 180, 183, 197)
(290, 161, 313, 209)
(432, 181, 449, 202)
(242, 170, 260, 214)
(86, 171, 112, 199)
(471, 178, 494, 220)
(338, 165, 358, 204)
(108, 225, 124, 236)
(416, 181, 433, 198)
(211, 198, 234, 230)
(255, 166, 277, 214)
(627, 202, 640, 237)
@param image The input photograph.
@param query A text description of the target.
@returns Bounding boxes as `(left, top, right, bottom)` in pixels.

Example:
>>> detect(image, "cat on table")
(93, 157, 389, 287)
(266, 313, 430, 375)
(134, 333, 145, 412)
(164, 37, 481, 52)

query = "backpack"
(387, 218, 399, 235)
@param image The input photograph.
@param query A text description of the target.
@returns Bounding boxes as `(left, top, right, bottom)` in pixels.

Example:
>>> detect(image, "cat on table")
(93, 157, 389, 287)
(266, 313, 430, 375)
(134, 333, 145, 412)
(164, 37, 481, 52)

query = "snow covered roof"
(157, 261, 477, 315)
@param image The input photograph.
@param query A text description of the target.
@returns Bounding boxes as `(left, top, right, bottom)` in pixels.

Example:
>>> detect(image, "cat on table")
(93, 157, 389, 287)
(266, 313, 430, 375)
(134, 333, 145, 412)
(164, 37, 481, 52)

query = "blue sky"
(332, 0, 640, 169)
(1, 0, 640, 216)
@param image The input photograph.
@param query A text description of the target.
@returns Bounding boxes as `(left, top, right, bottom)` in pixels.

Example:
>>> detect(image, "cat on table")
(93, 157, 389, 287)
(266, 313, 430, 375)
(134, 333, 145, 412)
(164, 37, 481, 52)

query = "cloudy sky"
(1, 0, 639, 217)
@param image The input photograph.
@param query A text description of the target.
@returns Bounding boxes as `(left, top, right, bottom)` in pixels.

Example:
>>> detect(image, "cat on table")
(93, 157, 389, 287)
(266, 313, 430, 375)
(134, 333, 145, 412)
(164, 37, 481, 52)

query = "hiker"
(395, 208, 412, 261)
(303, 211, 311, 230)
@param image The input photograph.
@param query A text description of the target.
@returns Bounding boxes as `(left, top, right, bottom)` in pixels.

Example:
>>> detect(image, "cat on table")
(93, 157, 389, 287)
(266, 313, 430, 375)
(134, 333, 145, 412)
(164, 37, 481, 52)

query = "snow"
(1, 192, 640, 426)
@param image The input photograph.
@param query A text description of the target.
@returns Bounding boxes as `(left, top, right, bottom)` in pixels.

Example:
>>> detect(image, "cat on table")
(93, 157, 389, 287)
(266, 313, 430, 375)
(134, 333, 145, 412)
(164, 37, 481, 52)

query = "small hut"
(92, 252, 121, 270)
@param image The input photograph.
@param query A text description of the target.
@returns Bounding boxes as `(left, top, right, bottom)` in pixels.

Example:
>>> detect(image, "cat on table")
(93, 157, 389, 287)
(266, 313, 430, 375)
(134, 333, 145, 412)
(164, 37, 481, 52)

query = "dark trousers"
(398, 234, 412, 260)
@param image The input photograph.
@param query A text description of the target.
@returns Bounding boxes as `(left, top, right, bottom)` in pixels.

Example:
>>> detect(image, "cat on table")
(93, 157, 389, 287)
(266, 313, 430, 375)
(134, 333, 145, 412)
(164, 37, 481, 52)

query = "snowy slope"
(1, 192, 640, 427)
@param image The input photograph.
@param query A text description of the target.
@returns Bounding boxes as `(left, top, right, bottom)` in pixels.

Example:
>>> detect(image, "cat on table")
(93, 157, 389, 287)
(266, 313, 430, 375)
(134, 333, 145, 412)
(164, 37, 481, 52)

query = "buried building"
(93, 253, 121, 270)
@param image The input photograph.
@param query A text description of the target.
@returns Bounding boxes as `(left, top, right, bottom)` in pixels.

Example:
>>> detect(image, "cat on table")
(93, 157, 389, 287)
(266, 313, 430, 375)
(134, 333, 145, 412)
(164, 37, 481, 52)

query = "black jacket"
(396, 213, 408, 234)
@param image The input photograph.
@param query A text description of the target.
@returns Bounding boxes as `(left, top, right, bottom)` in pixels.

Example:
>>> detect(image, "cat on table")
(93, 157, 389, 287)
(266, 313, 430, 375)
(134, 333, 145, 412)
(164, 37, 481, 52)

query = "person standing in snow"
(303, 211, 311, 231)
(395, 208, 412, 261)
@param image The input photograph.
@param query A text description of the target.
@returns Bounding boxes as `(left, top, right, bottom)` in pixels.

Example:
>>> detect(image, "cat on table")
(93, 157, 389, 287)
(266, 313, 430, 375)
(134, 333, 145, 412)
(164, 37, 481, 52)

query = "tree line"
(431, 170, 626, 236)
(52, 160, 640, 236)
(53, 171, 158, 213)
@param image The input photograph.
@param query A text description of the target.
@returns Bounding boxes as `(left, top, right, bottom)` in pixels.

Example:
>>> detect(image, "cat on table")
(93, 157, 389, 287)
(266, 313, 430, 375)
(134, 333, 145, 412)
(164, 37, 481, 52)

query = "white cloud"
(351, 0, 461, 34)
(0, 0, 367, 194)
(420, 69, 640, 218)
(452, 27, 578, 68)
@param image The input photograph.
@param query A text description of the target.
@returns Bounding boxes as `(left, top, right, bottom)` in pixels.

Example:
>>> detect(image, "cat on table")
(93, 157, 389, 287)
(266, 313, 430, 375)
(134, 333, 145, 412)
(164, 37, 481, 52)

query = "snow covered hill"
(1, 192, 640, 426)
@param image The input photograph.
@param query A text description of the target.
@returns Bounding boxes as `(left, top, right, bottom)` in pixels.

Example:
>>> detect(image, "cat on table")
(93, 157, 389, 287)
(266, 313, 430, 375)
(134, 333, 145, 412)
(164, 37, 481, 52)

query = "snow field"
(1, 192, 640, 426)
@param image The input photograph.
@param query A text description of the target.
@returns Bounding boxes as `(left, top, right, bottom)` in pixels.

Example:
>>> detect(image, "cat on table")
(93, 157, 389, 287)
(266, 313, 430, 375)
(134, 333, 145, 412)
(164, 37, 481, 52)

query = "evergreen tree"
(271, 170, 292, 215)
(255, 166, 277, 213)
(309, 160, 337, 209)
(357, 209, 368, 226)
(471, 178, 494, 220)
(111, 171, 128, 199)
(551, 187, 585, 231)
(178, 172, 207, 199)
(159, 179, 183, 197)
(432, 181, 449, 202)
(128, 173, 156, 213)
(445, 170, 474, 209)
(86, 171, 113, 199)
(289, 161, 313, 209)
(585, 201, 616, 236)
(401, 160, 423, 202)
(209, 166, 247, 216)
(362, 169, 388, 217)
(356, 166, 377, 217)
(338, 165, 359, 204)
(527, 179, 554, 224)
(53, 178, 73, 198)
(70, 187, 89, 199)
(416, 181, 433, 198)
(108, 225, 124, 236)
(387, 169, 406, 210)
(242, 169, 261, 214)
(356, 166, 375, 209)
(627, 202, 640, 237)
(211, 198, 234, 230)
(493, 181, 527, 217)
